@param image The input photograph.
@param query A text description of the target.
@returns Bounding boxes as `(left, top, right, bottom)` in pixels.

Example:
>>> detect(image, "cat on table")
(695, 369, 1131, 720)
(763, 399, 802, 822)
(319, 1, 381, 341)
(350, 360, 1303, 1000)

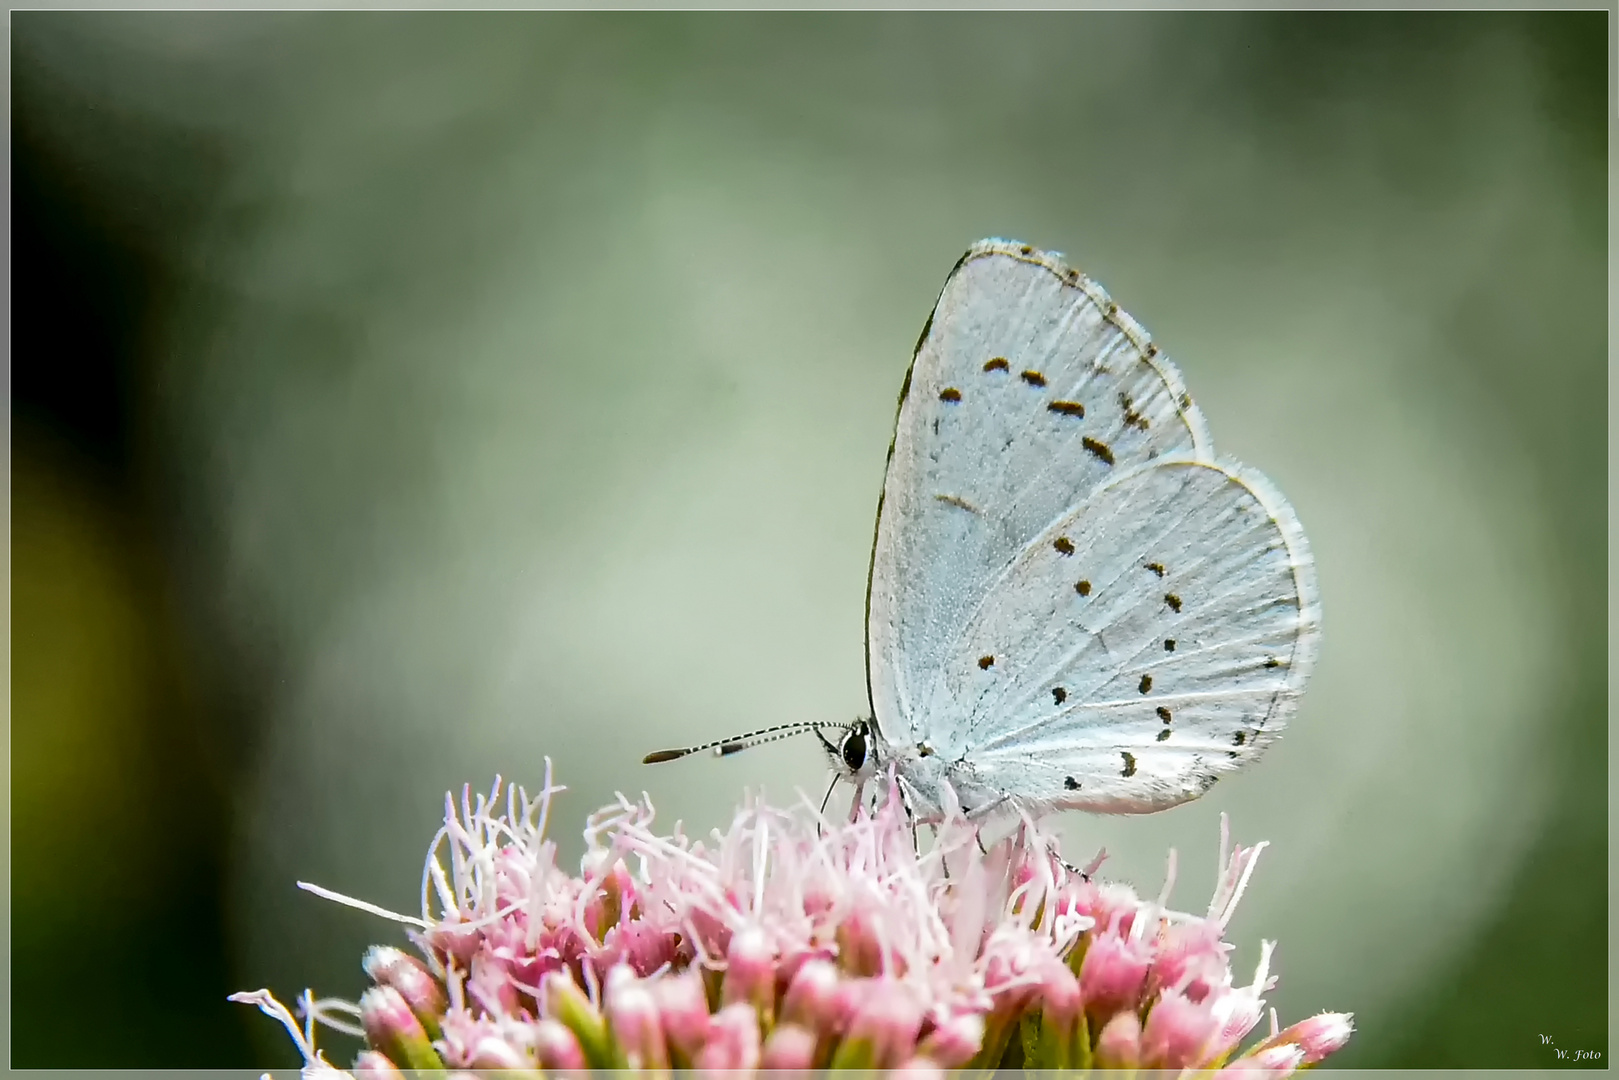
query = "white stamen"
(296, 881, 433, 929)
(1157, 847, 1179, 910)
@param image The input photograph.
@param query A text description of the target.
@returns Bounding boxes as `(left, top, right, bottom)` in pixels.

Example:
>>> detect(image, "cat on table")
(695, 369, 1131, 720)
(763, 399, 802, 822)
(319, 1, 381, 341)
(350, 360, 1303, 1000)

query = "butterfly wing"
(935, 457, 1321, 813)
(867, 239, 1213, 749)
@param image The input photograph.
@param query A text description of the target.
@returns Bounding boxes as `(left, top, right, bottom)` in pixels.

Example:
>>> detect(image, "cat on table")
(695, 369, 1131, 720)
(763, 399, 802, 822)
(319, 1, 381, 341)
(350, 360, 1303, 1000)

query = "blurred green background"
(9, 11, 1606, 1070)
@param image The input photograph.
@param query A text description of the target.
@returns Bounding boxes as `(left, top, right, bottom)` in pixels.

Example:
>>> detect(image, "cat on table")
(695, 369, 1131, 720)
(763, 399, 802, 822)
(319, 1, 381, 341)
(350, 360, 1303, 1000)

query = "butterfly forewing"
(938, 458, 1320, 813)
(868, 241, 1212, 749)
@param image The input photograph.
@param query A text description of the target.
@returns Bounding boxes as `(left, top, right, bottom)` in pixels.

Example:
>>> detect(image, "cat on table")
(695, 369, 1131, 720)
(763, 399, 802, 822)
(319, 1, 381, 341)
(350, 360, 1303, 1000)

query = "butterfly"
(646, 239, 1321, 825)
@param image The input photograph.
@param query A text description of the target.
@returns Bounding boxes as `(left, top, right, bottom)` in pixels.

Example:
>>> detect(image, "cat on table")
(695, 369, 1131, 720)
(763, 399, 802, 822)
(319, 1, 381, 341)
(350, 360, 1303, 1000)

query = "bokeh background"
(9, 10, 1607, 1070)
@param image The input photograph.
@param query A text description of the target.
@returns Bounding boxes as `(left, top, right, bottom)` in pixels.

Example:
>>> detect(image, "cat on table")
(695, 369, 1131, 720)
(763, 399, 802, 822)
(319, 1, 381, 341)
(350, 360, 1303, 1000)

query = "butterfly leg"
(955, 796, 1012, 854)
(962, 796, 1011, 826)
(1058, 857, 1092, 884)
(901, 790, 921, 858)
(1057, 845, 1108, 883)
(815, 774, 841, 837)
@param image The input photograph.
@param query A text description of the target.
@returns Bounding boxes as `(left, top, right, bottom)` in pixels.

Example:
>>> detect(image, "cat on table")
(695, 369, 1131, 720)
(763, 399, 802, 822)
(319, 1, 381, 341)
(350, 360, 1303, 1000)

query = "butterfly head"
(824, 718, 879, 782)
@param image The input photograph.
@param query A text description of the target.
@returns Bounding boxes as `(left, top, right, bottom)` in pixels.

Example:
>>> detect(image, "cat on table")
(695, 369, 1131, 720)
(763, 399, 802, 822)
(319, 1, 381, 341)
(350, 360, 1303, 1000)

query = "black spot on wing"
(1138, 674, 1153, 694)
(1163, 638, 1176, 651)
(1118, 393, 1150, 431)
(1165, 593, 1183, 612)
(1145, 562, 1165, 577)
(1047, 400, 1086, 417)
(1234, 731, 1247, 746)
(1157, 706, 1172, 723)
(978, 655, 995, 670)
(1064, 776, 1080, 790)
(939, 387, 961, 402)
(1075, 579, 1092, 596)
(984, 357, 1010, 373)
(1082, 436, 1115, 465)
(1053, 536, 1075, 555)
(1156, 729, 1171, 742)
(1020, 370, 1047, 387)
(1121, 752, 1137, 778)
(1052, 687, 1067, 704)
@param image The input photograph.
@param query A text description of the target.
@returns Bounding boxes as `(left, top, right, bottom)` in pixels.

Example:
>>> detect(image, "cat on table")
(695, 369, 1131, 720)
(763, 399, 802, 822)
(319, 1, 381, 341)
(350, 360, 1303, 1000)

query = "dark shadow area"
(11, 82, 266, 1069)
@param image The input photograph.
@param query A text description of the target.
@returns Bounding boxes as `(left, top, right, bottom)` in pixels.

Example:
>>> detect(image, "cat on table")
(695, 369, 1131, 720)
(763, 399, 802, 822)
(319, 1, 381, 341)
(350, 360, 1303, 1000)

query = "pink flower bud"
(1148, 921, 1227, 1002)
(352, 1050, 405, 1080)
(1041, 962, 1083, 1025)
(532, 1017, 586, 1071)
(360, 986, 444, 1072)
(606, 919, 681, 977)
(1079, 932, 1152, 1017)
(651, 969, 711, 1063)
(468, 1035, 539, 1075)
(1063, 881, 1141, 942)
(1218, 1042, 1306, 1077)
(694, 1001, 761, 1074)
(362, 946, 447, 1037)
(1094, 1008, 1142, 1068)
(831, 977, 923, 1069)
(835, 907, 886, 976)
(780, 957, 840, 1031)
(916, 1011, 985, 1069)
(721, 925, 776, 1021)
(605, 968, 669, 1070)
(1267, 1011, 1355, 1064)
(760, 1022, 819, 1070)
(1212, 994, 1266, 1059)
(1140, 988, 1219, 1068)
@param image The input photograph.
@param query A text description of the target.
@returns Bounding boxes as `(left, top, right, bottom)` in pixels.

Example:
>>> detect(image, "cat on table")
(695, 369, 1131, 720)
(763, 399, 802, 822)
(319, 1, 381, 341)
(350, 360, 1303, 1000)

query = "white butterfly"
(647, 239, 1321, 824)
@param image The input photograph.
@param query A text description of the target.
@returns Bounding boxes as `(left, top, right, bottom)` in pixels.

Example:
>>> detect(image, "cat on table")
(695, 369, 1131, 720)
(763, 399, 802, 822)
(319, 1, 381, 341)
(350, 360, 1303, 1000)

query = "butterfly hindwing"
(868, 240, 1212, 748)
(936, 457, 1321, 813)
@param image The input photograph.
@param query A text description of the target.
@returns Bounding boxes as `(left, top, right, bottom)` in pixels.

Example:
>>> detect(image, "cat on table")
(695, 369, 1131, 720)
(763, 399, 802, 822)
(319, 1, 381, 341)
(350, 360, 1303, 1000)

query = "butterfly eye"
(841, 726, 868, 772)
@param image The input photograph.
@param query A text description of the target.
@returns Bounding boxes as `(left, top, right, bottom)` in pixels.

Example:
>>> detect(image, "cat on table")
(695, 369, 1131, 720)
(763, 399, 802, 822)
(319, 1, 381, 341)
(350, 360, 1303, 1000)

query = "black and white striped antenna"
(642, 721, 839, 764)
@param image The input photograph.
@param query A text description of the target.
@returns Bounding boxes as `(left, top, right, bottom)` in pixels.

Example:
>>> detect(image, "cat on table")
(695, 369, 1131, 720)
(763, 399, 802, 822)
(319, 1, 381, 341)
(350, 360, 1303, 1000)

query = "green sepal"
(1028, 1006, 1076, 1069)
(828, 1034, 878, 1071)
(965, 1002, 1019, 1072)
(1070, 1007, 1093, 1070)
(547, 976, 616, 1069)
(384, 1025, 445, 1073)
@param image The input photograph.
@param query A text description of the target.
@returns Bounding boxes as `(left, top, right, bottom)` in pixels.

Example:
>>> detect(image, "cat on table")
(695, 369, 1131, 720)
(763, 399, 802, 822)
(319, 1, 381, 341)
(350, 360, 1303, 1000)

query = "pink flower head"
(233, 760, 1351, 1076)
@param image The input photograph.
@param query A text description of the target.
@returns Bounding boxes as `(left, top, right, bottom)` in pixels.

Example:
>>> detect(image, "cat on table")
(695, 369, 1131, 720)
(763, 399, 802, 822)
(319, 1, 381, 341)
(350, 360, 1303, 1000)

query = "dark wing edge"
(1215, 455, 1323, 754)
